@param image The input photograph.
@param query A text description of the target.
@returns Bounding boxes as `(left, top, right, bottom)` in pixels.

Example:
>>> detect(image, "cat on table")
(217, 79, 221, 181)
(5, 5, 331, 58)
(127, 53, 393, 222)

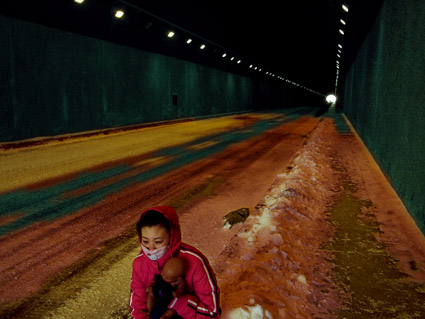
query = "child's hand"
(160, 308, 177, 319)
(146, 286, 152, 293)
(140, 308, 151, 315)
(173, 277, 185, 298)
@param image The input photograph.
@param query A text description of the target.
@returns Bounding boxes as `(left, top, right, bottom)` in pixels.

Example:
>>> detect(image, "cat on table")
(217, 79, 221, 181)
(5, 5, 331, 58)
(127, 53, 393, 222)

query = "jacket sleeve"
(129, 257, 149, 319)
(169, 259, 220, 318)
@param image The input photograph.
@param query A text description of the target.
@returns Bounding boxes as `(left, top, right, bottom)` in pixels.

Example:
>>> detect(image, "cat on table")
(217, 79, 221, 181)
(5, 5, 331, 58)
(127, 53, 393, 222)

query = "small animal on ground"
(223, 208, 250, 229)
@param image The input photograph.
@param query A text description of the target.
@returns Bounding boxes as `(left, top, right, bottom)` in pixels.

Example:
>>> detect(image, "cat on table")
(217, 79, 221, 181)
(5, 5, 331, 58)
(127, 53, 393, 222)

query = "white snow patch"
(228, 304, 273, 319)
(222, 119, 340, 318)
(297, 274, 307, 285)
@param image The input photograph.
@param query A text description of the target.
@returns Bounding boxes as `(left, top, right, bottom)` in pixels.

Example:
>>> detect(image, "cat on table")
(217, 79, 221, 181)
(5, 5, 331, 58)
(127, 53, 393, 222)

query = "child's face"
(161, 271, 180, 286)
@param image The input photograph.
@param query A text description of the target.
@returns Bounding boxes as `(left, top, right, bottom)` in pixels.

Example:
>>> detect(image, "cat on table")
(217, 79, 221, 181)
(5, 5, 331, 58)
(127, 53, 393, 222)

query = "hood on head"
(137, 205, 182, 258)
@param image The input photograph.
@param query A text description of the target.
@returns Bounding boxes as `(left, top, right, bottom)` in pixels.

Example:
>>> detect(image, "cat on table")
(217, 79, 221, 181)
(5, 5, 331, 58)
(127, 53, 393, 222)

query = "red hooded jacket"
(129, 206, 220, 319)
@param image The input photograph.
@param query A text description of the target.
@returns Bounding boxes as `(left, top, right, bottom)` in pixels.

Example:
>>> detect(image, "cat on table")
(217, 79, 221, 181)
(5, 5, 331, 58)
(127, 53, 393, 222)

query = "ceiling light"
(339, 29, 345, 35)
(186, 39, 192, 44)
(115, 10, 125, 18)
(200, 44, 206, 49)
(338, 44, 343, 49)
(230, 57, 235, 61)
(74, 0, 85, 3)
(326, 94, 337, 103)
(342, 4, 349, 12)
(237, 60, 241, 64)
(167, 31, 175, 38)
(222, 53, 227, 58)
(249, 65, 253, 68)
(340, 19, 346, 25)
(337, 54, 341, 58)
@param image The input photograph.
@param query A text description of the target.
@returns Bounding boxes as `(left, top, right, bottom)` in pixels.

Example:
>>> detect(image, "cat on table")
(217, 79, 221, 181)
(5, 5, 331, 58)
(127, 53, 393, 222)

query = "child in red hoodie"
(142, 257, 186, 319)
(129, 206, 220, 319)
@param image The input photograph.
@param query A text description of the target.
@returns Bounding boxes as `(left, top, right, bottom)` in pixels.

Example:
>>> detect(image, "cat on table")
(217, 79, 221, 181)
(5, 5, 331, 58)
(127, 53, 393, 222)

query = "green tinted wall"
(343, 0, 425, 233)
(0, 15, 299, 142)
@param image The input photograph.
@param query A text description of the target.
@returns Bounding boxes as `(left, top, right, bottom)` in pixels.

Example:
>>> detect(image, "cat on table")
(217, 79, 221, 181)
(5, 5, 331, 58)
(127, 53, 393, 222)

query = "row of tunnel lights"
(73, 0, 322, 96)
(166, 30, 320, 94)
(335, 4, 350, 93)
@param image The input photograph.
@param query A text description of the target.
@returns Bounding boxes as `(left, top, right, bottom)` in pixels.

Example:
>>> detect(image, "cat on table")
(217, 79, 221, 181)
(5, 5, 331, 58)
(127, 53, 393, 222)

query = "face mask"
(141, 245, 169, 261)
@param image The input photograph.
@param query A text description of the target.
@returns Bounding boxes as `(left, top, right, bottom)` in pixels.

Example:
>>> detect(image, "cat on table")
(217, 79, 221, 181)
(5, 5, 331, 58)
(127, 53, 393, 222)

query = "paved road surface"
(0, 108, 322, 318)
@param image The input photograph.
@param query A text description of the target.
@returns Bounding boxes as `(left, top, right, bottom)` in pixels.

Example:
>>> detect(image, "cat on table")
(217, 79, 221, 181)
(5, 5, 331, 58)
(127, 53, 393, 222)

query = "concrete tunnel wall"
(343, 0, 425, 234)
(0, 15, 316, 143)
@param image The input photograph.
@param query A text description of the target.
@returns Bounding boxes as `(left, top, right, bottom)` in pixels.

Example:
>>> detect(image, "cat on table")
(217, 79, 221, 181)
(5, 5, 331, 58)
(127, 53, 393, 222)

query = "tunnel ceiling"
(0, 0, 384, 96)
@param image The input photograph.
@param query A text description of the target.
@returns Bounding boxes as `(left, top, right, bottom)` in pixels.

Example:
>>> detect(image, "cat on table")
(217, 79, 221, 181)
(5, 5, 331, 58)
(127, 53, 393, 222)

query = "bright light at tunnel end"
(326, 94, 337, 104)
